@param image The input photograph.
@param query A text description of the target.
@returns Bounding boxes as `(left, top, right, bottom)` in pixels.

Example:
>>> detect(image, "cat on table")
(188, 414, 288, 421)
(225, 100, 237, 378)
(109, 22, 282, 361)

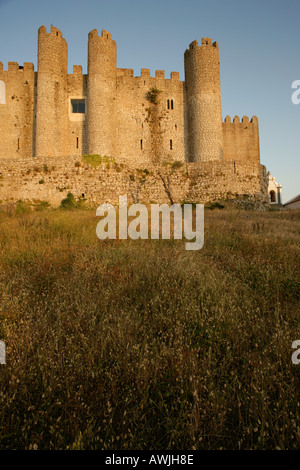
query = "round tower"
(36, 25, 68, 157)
(87, 29, 117, 156)
(184, 38, 223, 162)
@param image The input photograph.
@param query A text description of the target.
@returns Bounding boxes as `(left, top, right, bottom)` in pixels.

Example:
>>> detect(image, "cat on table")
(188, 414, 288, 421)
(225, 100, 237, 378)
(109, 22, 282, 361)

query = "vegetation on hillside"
(0, 207, 299, 450)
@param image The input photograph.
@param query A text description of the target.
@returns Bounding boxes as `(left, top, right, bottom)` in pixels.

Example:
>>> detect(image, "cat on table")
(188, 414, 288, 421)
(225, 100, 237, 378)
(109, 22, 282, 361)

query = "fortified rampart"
(0, 26, 268, 205)
(0, 156, 267, 207)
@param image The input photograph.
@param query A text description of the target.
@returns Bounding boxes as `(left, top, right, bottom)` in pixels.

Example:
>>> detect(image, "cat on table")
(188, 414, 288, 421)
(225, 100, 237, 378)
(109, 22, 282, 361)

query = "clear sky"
(0, 0, 299, 203)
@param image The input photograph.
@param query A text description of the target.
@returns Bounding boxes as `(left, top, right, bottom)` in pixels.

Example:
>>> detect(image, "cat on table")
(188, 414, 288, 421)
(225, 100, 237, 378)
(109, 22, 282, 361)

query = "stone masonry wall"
(223, 115, 260, 163)
(116, 69, 185, 164)
(0, 156, 268, 207)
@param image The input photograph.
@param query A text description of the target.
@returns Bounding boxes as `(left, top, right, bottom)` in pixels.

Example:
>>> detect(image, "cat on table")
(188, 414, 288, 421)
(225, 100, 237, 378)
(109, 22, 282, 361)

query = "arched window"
(167, 99, 170, 109)
(0, 80, 5, 104)
(270, 190, 276, 203)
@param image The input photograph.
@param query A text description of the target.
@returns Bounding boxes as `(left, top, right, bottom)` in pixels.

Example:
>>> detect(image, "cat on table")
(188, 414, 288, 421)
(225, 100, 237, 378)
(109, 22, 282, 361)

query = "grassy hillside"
(0, 206, 299, 449)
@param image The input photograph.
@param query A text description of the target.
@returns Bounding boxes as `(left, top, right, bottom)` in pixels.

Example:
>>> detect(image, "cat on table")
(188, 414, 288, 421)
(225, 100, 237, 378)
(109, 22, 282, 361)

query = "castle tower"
(35, 25, 68, 157)
(184, 38, 223, 162)
(87, 29, 117, 156)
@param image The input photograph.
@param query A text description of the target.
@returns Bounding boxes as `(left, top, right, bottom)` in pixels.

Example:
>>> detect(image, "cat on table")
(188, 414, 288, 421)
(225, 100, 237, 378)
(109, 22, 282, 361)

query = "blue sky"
(0, 0, 299, 203)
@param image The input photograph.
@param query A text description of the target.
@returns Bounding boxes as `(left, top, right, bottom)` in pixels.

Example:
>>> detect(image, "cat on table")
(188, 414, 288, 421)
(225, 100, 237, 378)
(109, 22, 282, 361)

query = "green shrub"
(82, 154, 116, 168)
(60, 193, 86, 210)
(60, 193, 77, 209)
(146, 87, 162, 105)
(15, 199, 31, 214)
(171, 160, 184, 170)
(35, 201, 51, 211)
(82, 154, 103, 167)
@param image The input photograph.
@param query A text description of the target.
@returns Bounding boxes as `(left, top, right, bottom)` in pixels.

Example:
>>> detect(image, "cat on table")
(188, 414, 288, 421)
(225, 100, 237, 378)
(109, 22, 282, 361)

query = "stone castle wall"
(0, 26, 261, 166)
(0, 156, 268, 207)
(223, 115, 260, 163)
(0, 26, 267, 206)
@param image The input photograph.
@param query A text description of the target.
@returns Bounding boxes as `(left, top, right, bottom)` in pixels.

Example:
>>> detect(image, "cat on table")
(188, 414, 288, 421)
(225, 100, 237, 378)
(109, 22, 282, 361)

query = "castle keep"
(0, 26, 267, 206)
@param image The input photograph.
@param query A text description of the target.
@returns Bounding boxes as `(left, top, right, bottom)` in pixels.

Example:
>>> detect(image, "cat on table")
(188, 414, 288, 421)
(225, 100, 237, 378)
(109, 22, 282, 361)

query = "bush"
(171, 160, 184, 170)
(60, 193, 76, 210)
(82, 154, 116, 168)
(15, 199, 31, 214)
(82, 154, 103, 167)
(60, 193, 86, 210)
(146, 87, 162, 105)
(207, 201, 225, 210)
(35, 201, 51, 211)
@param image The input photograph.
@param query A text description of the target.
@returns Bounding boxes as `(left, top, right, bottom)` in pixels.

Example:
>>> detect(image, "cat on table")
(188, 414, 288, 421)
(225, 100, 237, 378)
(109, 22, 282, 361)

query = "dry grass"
(0, 206, 299, 450)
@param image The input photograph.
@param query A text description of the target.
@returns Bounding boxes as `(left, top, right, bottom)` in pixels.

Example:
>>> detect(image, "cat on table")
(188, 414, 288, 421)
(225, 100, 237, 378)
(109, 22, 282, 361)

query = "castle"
(0, 26, 268, 206)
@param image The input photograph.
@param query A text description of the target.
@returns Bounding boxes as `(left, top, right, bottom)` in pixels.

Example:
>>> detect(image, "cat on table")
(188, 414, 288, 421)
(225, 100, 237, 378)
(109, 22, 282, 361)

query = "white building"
(267, 172, 282, 205)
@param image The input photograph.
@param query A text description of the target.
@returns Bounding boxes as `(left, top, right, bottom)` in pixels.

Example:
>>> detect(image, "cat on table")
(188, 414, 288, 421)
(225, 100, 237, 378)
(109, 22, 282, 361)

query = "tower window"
(170, 139, 173, 150)
(167, 99, 174, 110)
(140, 139, 143, 150)
(76, 137, 79, 149)
(71, 99, 85, 113)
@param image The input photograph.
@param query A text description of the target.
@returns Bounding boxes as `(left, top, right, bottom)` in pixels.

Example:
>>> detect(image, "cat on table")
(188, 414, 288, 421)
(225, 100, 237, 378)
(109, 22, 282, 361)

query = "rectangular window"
(170, 139, 173, 150)
(71, 99, 85, 114)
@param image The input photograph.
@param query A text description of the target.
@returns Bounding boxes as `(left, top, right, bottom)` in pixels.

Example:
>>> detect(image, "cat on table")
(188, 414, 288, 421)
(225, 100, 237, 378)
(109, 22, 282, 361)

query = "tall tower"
(184, 38, 223, 162)
(36, 25, 68, 157)
(87, 29, 117, 156)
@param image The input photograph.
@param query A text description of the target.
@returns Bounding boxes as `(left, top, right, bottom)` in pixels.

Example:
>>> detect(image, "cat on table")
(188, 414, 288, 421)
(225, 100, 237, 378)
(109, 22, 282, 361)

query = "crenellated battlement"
(38, 25, 64, 39)
(73, 65, 82, 75)
(155, 70, 164, 79)
(8, 62, 19, 72)
(117, 68, 134, 78)
(1, 62, 35, 72)
(224, 115, 258, 125)
(88, 29, 113, 41)
(185, 37, 218, 55)
(117, 68, 180, 82)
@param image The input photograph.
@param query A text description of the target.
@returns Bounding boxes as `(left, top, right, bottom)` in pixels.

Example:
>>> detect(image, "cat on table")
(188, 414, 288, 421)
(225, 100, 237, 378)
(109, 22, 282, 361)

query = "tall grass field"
(0, 205, 299, 450)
